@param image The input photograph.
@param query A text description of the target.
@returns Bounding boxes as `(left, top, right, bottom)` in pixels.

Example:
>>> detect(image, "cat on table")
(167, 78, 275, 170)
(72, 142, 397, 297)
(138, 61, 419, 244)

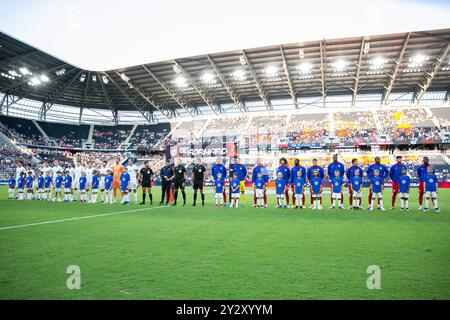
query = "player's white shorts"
(129, 181, 138, 190)
(74, 177, 80, 189)
(55, 188, 61, 193)
(215, 193, 224, 200)
(295, 193, 303, 200)
(400, 192, 409, 198)
(312, 193, 321, 198)
(276, 193, 285, 199)
(353, 191, 362, 198)
(8, 188, 15, 193)
(99, 180, 105, 189)
(85, 182, 91, 190)
(255, 189, 264, 198)
(425, 191, 437, 198)
(231, 193, 240, 199)
(332, 192, 342, 199)
(372, 192, 383, 198)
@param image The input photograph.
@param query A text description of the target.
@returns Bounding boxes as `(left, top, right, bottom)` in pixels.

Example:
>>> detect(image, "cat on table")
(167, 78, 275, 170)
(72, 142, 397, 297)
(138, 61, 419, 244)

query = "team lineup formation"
(7, 154, 441, 213)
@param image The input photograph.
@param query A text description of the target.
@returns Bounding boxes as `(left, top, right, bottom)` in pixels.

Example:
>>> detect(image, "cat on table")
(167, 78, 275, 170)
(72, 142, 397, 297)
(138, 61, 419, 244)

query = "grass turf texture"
(0, 186, 449, 300)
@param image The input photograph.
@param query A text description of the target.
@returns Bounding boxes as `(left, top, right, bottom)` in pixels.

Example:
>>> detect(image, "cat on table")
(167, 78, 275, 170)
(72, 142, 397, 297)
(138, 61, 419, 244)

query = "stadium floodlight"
(265, 65, 278, 77)
(19, 67, 32, 75)
(333, 59, 347, 71)
(8, 70, 20, 77)
(120, 73, 130, 82)
(30, 77, 41, 86)
(299, 49, 305, 59)
(370, 57, 385, 70)
(80, 74, 86, 82)
(92, 74, 97, 82)
(201, 72, 216, 84)
(233, 69, 246, 81)
(408, 53, 428, 68)
(239, 55, 246, 66)
(102, 75, 109, 84)
(298, 62, 312, 74)
(40, 74, 49, 82)
(174, 75, 188, 87)
(363, 42, 370, 54)
(55, 68, 66, 76)
(173, 64, 182, 74)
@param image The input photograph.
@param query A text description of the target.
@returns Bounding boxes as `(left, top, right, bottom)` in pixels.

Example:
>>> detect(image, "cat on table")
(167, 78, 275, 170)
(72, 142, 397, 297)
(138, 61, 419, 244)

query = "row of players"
(7, 155, 440, 211)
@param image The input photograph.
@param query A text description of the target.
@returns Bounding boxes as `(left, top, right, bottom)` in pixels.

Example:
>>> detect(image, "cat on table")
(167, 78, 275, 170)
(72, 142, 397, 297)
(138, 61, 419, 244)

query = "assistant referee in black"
(139, 161, 154, 205)
(172, 159, 187, 206)
(192, 157, 206, 207)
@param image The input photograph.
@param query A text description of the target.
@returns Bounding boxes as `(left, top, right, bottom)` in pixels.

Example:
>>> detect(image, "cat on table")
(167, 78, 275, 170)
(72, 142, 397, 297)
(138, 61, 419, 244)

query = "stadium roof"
(0, 28, 449, 123)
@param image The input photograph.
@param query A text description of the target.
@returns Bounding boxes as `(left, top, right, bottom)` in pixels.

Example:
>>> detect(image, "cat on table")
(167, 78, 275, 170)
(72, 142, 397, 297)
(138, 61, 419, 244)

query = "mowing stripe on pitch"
(0, 205, 168, 231)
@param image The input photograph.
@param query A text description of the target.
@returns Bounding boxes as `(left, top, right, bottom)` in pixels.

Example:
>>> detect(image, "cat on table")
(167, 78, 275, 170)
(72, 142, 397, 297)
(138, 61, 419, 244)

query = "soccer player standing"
(330, 170, 345, 209)
(120, 167, 131, 205)
(416, 156, 434, 210)
(290, 159, 306, 208)
(191, 158, 206, 207)
(399, 168, 411, 211)
(275, 172, 287, 208)
(8, 173, 16, 200)
(310, 170, 323, 210)
(423, 166, 440, 213)
(98, 160, 109, 203)
(211, 158, 227, 204)
(230, 157, 247, 205)
(159, 160, 174, 206)
(389, 155, 407, 209)
(127, 159, 140, 204)
(369, 169, 385, 211)
(366, 156, 389, 208)
(327, 154, 345, 207)
(276, 158, 291, 206)
(112, 157, 125, 203)
(172, 159, 187, 206)
(346, 158, 363, 209)
(139, 161, 154, 205)
(307, 159, 325, 208)
(252, 158, 269, 207)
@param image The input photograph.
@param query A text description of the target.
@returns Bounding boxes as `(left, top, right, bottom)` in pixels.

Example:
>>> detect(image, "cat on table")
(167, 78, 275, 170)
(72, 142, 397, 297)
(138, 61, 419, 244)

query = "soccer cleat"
(391, 207, 395, 210)
(434, 208, 440, 213)
(418, 205, 422, 210)
(422, 207, 429, 212)
(309, 205, 314, 209)
(380, 207, 386, 211)
(139, 202, 145, 205)
(369, 207, 373, 211)
(405, 208, 410, 211)
(338, 205, 345, 209)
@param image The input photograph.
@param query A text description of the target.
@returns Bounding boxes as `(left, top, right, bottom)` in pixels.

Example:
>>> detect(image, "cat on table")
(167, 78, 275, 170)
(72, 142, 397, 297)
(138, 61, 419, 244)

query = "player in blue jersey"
(253, 171, 266, 208)
(8, 173, 16, 200)
(366, 156, 389, 208)
(230, 172, 241, 208)
(54, 171, 63, 201)
(17, 172, 26, 200)
(25, 171, 34, 200)
(290, 159, 306, 208)
(389, 155, 407, 209)
(79, 171, 88, 203)
(369, 169, 385, 211)
(211, 158, 227, 204)
(310, 170, 323, 210)
(423, 166, 440, 213)
(252, 159, 269, 207)
(293, 169, 305, 209)
(90, 169, 99, 203)
(416, 156, 434, 210)
(330, 170, 345, 209)
(44, 171, 52, 201)
(104, 170, 114, 204)
(276, 158, 291, 206)
(37, 171, 45, 201)
(327, 154, 345, 207)
(275, 172, 287, 209)
(120, 168, 131, 205)
(399, 168, 411, 211)
(307, 159, 324, 208)
(214, 172, 225, 207)
(63, 171, 73, 202)
(349, 169, 363, 210)
(230, 158, 247, 205)
(346, 158, 363, 209)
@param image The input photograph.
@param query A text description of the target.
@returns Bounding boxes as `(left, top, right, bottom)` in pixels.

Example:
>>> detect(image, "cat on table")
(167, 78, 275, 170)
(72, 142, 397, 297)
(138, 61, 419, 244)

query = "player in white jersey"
(51, 160, 63, 200)
(85, 162, 93, 201)
(127, 159, 140, 204)
(42, 162, 53, 177)
(15, 160, 27, 186)
(98, 160, 109, 203)
(73, 163, 85, 200)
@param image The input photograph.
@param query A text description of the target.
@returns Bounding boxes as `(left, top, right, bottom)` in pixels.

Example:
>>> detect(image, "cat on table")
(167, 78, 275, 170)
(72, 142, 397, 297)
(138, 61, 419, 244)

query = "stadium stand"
(37, 121, 90, 148)
(431, 107, 450, 128)
(0, 115, 47, 145)
(334, 111, 378, 144)
(129, 123, 171, 149)
(92, 125, 133, 149)
(287, 113, 329, 145)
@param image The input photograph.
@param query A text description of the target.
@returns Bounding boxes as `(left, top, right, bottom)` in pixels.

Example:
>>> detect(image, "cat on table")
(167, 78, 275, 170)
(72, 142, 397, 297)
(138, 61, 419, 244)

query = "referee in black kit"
(139, 161, 154, 205)
(191, 157, 206, 207)
(172, 159, 187, 206)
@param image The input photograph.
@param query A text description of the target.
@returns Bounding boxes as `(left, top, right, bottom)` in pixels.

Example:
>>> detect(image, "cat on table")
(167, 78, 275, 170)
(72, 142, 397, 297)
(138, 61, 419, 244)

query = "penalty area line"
(0, 205, 168, 231)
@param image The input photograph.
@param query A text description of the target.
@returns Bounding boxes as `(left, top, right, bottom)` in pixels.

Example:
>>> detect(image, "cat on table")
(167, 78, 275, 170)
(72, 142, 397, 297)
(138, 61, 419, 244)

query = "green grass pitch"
(0, 186, 449, 300)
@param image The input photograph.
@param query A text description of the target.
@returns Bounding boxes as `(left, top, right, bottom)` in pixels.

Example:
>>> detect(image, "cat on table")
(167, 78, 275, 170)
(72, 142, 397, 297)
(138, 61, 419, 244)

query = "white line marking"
(0, 205, 168, 231)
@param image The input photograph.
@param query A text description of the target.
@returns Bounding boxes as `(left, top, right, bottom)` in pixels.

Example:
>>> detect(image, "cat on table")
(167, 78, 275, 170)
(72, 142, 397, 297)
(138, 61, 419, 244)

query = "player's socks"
(182, 191, 186, 205)
(236, 200, 239, 208)
(142, 191, 146, 204)
(193, 192, 197, 205)
(201, 193, 205, 205)
(433, 198, 438, 209)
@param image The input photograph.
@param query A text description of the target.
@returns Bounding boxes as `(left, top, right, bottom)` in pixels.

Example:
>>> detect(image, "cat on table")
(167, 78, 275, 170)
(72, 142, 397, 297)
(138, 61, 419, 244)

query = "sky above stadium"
(1, 0, 449, 71)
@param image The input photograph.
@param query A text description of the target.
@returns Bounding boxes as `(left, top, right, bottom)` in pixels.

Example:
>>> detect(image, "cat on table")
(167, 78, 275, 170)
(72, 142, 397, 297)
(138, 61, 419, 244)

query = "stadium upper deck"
(0, 29, 449, 124)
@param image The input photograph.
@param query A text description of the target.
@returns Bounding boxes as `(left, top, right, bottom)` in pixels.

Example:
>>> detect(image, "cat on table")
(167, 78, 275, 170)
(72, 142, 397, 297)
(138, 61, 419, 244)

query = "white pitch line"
(0, 205, 168, 231)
